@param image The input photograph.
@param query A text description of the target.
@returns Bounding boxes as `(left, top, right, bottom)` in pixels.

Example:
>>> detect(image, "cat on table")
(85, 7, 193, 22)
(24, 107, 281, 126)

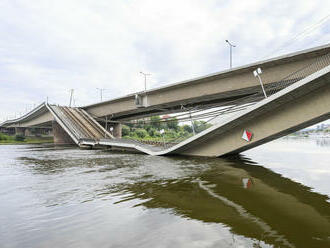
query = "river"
(0, 138, 329, 248)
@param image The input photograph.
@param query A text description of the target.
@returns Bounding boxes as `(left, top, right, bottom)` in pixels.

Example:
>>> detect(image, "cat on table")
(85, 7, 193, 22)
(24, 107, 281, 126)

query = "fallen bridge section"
(47, 104, 114, 146)
(99, 64, 330, 157)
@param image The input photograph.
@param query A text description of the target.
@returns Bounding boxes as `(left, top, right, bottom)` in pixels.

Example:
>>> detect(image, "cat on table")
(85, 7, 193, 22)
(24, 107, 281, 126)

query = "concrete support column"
(15, 127, 26, 136)
(24, 128, 33, 136)
(112, 123, 122, 138)
(52, 121, 75, 145)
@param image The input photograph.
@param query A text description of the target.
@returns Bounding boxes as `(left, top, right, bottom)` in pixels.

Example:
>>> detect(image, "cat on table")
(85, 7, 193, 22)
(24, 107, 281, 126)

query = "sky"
(0, 0, 329, 122)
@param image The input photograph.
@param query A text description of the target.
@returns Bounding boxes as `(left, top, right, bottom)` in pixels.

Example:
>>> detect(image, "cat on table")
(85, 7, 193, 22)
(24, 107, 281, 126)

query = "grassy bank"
(0, 133, 53, 145)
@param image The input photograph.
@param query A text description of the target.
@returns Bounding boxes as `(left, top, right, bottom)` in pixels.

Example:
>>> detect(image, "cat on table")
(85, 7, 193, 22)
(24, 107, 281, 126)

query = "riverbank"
(0, 136, 53, 145)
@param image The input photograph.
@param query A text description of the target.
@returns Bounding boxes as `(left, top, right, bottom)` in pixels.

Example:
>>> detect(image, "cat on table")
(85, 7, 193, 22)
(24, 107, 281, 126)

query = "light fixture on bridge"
(253, 67, 262, 77)
(253, 67, 267, 98)
(140, 71, 151, 92)
(225, 39, 236, 69)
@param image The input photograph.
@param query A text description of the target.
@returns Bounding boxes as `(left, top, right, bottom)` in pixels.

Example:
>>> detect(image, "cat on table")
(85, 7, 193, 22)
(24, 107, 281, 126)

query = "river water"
(0, 138, 329, 248)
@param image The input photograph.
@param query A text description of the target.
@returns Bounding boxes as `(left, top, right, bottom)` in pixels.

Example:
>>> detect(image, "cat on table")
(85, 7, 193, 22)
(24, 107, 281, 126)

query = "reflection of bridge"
(1, 44, 330, 156)
(108, 155, 330, 248)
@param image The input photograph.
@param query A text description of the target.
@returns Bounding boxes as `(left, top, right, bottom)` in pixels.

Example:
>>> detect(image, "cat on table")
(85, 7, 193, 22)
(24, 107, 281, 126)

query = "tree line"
(122, 116, 212, 142)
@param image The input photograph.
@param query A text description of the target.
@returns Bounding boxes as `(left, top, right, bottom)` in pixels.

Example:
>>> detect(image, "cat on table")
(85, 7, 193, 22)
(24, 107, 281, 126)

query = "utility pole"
(225, 40, 236, 69)
(69, 89, 74, 107)
(96, 88, 106, 102)
(140, 71, 151, 91)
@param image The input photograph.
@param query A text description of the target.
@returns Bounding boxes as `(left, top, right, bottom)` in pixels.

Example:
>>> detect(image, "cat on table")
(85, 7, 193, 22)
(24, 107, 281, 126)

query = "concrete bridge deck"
(83, 43, 330, 121)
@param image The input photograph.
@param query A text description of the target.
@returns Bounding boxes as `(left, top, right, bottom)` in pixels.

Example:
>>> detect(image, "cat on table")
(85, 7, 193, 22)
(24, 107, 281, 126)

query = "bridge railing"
(265, 52, 330, 96)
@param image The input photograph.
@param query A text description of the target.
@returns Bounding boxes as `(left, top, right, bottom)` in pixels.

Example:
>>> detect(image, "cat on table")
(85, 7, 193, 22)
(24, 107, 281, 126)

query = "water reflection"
(103, 155, 330, 248)
(1, 142, 330, 248)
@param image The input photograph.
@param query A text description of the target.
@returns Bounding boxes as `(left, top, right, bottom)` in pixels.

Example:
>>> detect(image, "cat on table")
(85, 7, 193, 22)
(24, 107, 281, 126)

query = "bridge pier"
(15, 127, 26, 136)
(24, 128, 33, 136)
(112, 123, 122, 138)
(52, 121, 75, 145)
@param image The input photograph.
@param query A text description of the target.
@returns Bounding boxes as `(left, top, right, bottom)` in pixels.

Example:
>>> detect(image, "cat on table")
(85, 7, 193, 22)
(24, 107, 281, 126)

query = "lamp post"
(253, 67, 267, 98)
(225, 40, 236, 69)
(96, 88, 107, 102)
(140, 71, 151, 91)
(160, 129, 166, 148)
(181, 105, 196, 135)
(69, 89, 74, 107)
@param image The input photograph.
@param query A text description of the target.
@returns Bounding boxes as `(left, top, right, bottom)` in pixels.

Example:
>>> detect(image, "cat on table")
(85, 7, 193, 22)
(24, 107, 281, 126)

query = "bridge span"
(1, 44, 329, 157)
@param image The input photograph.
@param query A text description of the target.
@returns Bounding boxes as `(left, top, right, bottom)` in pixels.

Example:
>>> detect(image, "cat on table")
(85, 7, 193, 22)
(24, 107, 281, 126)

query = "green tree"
(150, 116, 161, 130)
(122, 125, 130, 137)
(183, 124, 193, 133)
(135, 128, 148, 138)
(193, 121, 212, 133)
(136, 120, 145, 128)
(148, 128, 157, 137)
(167, 117, 179, 130)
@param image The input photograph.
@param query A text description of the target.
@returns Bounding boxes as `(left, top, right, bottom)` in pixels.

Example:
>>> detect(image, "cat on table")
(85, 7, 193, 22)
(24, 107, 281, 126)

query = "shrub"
(0, 133, 7, 141)
(183, 124, 193, 133)
(148, 128, 157, 137)
(135, 129, 148, 139)
(15, 135, 25, 142)
(122, 125, 130, 136)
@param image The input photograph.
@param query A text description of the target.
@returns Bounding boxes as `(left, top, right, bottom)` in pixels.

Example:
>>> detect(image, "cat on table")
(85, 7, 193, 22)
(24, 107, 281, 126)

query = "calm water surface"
(0, 138, 329, 248)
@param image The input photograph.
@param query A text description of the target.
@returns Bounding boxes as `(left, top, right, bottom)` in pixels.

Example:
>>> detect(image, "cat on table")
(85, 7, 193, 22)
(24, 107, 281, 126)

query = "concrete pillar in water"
(113, 123, 122, 138)
(52, 121, 75, 145)
(24, 128, 33, 136)
(15, 127, 26, 136)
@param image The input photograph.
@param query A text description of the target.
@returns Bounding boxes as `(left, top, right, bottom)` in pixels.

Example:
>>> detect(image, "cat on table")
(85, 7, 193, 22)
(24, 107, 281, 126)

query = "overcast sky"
(0, 0, 329, 121)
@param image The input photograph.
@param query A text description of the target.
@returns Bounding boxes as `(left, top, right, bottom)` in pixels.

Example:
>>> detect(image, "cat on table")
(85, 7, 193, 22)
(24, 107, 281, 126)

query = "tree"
(148, 128, 157, 137)
(183, 124, 193, 133)
(135, 128, 148, 138)
(193, 121, 212, 133)
(136, 120, 145, 128)
(122, 125, 130, 137)
(167, 117, 179, 130)
(150, 116, 161, 129)
(164, 129, 177, 140)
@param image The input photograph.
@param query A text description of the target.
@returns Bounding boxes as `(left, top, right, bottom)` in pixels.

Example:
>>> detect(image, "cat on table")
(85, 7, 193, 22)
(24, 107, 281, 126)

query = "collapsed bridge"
(1, 44, 330, 157)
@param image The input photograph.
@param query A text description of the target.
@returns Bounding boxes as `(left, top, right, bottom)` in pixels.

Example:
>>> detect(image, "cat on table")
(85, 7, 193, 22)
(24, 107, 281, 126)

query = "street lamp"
(181, 105, 196, 136)
(160, 129, 166, 148)
(69, 89, 74, 107)
(96, 88, 107, 102)
(225, 40, 236, 69)
(140, 71, 151, 91)
(253, 67, 267, 98)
